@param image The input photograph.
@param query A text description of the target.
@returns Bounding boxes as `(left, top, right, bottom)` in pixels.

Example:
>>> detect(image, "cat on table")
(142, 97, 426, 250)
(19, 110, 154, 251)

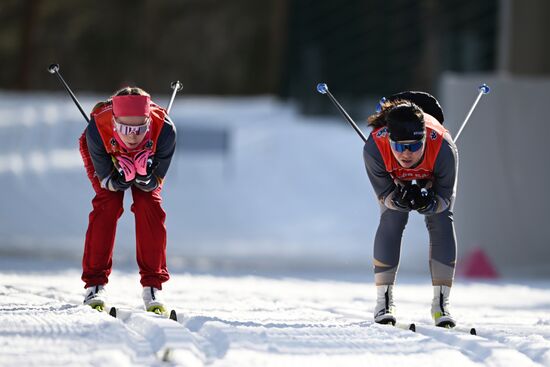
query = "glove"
(134, 149, 154, 176)
(116, 155, 136, 182)
(102, 169, 133, 191)
(406, 184, 422, 208)
(409, 187, 438, 214)
(134, 160, 160, 192)
(390, 182, 413, 210)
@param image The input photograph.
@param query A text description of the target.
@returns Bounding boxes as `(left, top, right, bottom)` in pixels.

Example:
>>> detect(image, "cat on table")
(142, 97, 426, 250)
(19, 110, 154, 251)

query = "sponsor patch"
(376, 127, 388, 138)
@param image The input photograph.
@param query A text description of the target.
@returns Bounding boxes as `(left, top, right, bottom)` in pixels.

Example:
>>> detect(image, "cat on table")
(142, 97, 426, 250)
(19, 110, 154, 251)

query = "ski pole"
(47, 63, 90, 123)
(167, 81, 183, 114)
(316, 83, 369, 144)
(454, 84, 490, 143)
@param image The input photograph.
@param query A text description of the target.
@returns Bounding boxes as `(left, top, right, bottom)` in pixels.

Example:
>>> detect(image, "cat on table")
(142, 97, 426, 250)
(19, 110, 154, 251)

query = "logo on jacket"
(376, 127, 388, 138)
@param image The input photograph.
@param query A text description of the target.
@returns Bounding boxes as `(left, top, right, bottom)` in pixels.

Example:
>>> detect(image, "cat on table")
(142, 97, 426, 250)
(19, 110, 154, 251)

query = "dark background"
(1, 0, 498, 106)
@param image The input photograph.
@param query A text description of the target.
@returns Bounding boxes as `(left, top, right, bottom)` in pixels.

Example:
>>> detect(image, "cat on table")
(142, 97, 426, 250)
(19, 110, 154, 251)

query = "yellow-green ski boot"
(91, 304, 105, 312)
(147, 305, 167, 316)
(431, 285, 456, 328)
(84, 285, 107, 312)
(143, 286, 167, 316)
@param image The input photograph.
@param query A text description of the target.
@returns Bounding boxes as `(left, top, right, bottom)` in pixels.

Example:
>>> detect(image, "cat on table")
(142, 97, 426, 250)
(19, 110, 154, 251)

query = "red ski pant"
(79, 133, 169, 289)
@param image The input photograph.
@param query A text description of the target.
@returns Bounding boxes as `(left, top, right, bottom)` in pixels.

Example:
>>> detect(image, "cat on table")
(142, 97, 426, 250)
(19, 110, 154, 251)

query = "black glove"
(134, 160, 159, 192)
(391, 182, 413, 210)
(105, 169, 133, 191)
(409, 187, 437, 214)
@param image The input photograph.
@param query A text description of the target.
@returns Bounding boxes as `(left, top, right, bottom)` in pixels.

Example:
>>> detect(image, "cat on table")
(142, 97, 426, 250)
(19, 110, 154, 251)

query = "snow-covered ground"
(2, 260, 550, 366)
(2, 93, 550, 366)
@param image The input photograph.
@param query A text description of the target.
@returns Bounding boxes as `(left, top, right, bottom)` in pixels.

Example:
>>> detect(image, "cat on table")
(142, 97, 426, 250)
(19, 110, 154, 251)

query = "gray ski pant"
(373, 205, 457, 286)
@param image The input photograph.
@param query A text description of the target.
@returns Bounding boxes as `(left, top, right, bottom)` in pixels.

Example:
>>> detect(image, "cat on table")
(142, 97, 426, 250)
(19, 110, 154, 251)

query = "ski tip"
(109, 307, 117, 318)
(409, 323, 416, 332)
(161, 348, 173, 362)
(470, 327, 477, 335)
(316, 83, 328, 94)
(169, 309, 178, 322)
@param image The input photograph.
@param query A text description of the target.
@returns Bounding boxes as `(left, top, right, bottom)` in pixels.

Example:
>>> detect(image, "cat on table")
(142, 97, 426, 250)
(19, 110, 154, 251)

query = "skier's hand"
(134, 149, 153, 176)
(102, 169, 133, 191)
(390, 181, 413, 211)
(134, 160, 160, 192)
(406, 184, 422, 208)
(115, 154, 136, 182)
(410, 187, 438, 214)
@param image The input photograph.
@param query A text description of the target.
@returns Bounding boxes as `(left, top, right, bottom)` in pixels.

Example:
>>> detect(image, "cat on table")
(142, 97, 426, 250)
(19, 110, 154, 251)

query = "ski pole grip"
(48, 64, 60, 74)
(171, 81, 183, 92)
(316, 83, 328, 94)
(479, 84, 490, 94)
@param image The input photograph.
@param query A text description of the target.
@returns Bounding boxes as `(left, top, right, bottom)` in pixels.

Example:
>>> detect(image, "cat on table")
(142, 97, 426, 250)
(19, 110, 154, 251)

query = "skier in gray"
(363, 92, 458, 327)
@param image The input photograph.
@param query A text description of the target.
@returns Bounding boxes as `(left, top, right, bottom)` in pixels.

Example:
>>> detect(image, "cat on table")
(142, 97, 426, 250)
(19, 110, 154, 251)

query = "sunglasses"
(389, 138, 425, 153)
(113, 117, 150, 136)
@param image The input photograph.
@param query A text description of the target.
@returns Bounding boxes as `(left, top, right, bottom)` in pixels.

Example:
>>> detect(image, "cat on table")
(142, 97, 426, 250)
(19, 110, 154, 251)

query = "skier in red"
(363, 92, 458, 328)
(79, 87, 176, 314)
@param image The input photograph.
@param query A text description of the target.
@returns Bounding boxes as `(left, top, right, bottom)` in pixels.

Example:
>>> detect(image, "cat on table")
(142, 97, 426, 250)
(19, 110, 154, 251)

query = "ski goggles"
(113, 117, 150, 135)
(389, 138, 425, 153)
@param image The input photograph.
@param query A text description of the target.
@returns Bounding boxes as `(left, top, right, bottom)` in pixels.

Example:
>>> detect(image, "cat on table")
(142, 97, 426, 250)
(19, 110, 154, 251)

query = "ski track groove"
(3, 276, 550, 366)
(181, 315, 443, 364)
(472, 325, 550, 366)
(1, 285, 159, 366)
(326, 306, 546, 367)
(412, 324, 544, 367)
(74, 295, 550, 366)
(112, 308, 210, 366)
(112, 295, 550, 367)
(112, 306, 432, 365)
